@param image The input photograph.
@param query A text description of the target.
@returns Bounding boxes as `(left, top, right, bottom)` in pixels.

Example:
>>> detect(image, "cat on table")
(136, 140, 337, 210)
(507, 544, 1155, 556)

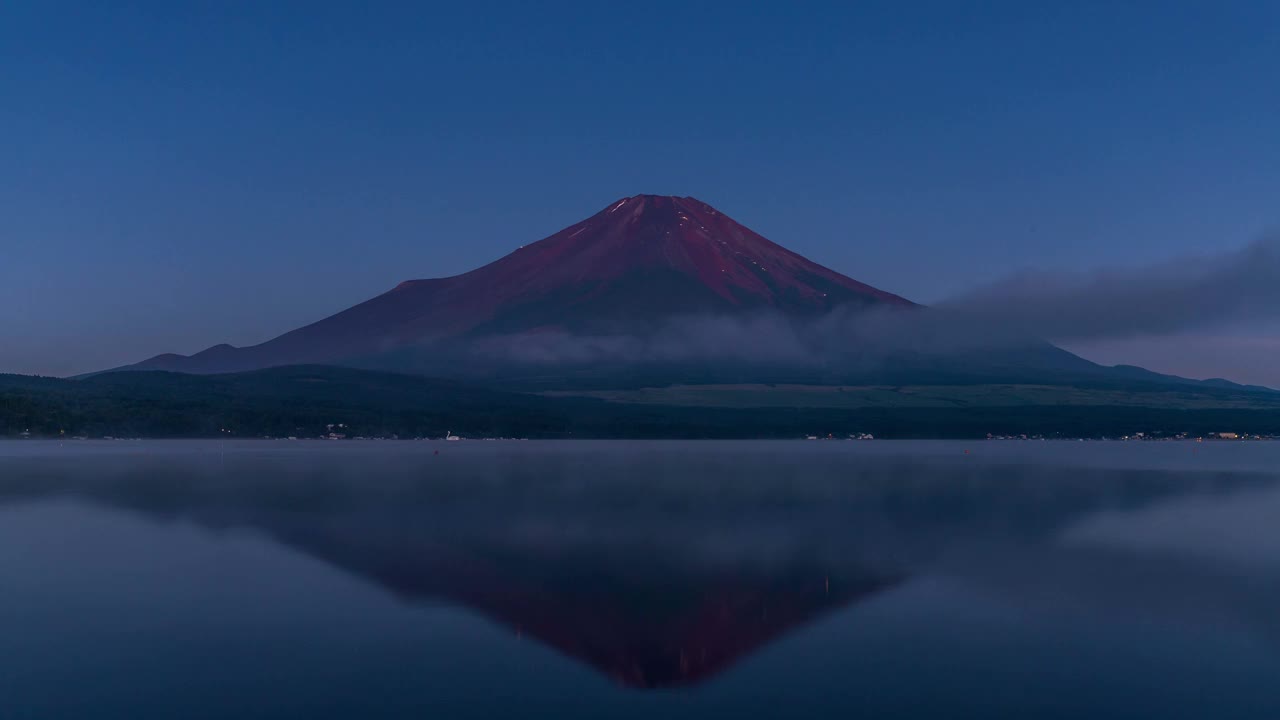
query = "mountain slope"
(127, 195, 913, 374)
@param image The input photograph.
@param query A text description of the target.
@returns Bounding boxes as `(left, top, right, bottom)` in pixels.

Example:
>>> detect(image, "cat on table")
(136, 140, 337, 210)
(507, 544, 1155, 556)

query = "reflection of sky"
(1063, 484, 1280, 570)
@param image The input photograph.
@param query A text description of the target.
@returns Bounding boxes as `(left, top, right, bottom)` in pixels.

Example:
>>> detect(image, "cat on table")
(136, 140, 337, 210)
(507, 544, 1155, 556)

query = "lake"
(2, 440, 1279, 719)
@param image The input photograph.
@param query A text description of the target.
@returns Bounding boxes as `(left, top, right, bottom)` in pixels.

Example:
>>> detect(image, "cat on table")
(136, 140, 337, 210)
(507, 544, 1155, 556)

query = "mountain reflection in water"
(3, 440, 1280, 715)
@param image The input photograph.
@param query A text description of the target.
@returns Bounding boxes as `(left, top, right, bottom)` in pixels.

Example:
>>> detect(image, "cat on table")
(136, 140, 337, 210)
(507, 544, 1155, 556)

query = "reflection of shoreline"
(0, 446, 1270, 688)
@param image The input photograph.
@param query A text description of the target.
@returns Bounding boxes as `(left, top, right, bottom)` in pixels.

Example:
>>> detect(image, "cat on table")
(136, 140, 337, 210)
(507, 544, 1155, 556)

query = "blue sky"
(2, 1, 1278, 380)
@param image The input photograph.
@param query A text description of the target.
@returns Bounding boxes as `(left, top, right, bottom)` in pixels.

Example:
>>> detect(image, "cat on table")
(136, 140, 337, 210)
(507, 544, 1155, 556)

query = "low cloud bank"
(470, 304, 1037, 369)
(465, 235, 1280, 376)
(941, 234, 1280, 341)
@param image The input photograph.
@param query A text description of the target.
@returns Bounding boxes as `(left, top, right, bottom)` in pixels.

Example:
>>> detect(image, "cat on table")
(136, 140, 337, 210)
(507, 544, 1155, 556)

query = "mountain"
(113, 195, 1271, 393)
(125, 195, 916, 376)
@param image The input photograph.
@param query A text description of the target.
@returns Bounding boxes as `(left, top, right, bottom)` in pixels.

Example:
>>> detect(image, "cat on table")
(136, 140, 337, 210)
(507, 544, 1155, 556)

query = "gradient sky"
(3, 1, 1278, 380)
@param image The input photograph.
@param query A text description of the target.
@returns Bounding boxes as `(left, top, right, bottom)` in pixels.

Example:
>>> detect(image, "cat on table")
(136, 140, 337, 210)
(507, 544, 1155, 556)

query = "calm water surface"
(2, 440, 1279, 719)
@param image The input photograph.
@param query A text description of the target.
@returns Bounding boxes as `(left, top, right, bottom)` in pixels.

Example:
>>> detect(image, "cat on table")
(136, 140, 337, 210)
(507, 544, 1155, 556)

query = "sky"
(2, 1, 1278, 381)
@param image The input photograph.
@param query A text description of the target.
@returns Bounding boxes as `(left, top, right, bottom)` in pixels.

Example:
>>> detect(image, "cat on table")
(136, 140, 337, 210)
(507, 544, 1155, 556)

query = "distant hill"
(6, 365, 1280, 439)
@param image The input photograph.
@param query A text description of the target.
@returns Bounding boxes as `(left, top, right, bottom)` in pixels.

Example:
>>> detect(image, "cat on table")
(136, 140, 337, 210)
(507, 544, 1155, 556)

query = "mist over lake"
(4, 440, 1280, 719)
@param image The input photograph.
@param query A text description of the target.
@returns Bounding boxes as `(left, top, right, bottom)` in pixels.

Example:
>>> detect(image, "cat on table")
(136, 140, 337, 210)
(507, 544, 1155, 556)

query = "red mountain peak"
(128, 195, 914, 373)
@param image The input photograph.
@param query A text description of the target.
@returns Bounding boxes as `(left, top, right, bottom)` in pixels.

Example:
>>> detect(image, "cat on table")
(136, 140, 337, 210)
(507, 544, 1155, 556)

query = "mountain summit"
(463, 194, 916, 318)
(130, 195, 914, 374)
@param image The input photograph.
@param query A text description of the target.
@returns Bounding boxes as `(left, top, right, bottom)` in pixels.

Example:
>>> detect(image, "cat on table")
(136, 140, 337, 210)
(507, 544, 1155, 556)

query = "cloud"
(467, 303, 1040, 371)
(940, 234, 1280, 341)
(470, 234, 1280, 373)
